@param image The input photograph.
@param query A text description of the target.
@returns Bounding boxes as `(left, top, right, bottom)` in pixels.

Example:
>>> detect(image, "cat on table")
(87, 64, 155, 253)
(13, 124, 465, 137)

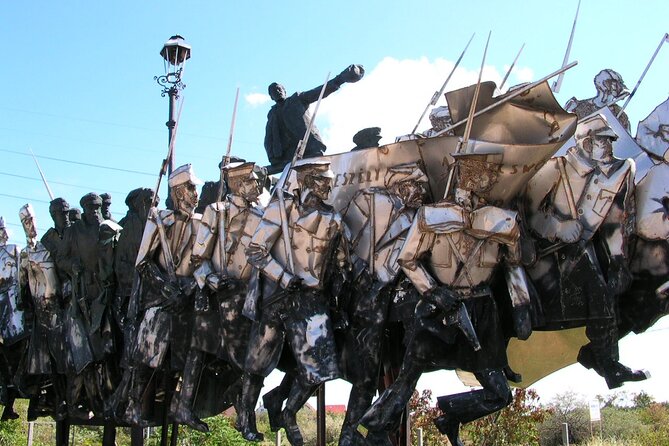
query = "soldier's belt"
(450, 285, 491, 299)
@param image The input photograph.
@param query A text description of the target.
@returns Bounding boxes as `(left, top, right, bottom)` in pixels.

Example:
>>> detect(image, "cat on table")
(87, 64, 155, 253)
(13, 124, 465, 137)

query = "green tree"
(409, 389, 447, 446)
(538, 391, 590, 446)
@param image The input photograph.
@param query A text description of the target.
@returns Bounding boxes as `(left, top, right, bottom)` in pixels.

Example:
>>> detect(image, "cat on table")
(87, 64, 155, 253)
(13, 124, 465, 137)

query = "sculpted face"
(237, 177, 261, 203)
(582, 135, 615, 162)
(174, 182, 199, 214)
(268, 83, 286, 102)
(50, 209, 70, 231)
(306, 174, 332, 202)
(83, 202, 103, 225)
(20, 213, 38, 241)
(395, 180, 426, 209)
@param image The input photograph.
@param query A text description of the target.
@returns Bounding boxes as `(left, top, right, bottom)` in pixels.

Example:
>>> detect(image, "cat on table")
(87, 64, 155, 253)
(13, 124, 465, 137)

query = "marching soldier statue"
(123, 165, 202, 426)
(186, 161, 265, 437)
(18, 204, 68, 420)
(359, 153, 532, 446)
(525, 114, 648, 389)
(58, 193, 121, 418)
(0, 216, 27, 420)
(338, 162, 428, 445)
(244, 159, 353, 446)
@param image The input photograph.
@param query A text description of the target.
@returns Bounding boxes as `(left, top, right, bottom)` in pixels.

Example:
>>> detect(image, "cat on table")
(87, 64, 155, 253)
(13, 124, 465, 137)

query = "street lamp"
(155, 35, 191, 174)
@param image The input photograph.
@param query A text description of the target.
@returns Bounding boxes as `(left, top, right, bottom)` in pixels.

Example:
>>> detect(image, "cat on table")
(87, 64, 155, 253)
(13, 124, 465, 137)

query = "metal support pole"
(166, 87, 178, 175)
(102, 423, 116, 446)
(55, 419, 70, 446)
(26, 421, 34, 446)
(275, 430, 282, 446)
(130, 426, 144, 446)
(562, 422, 570, 446)
(316, 384, 326, 446)
(417, 427, 423, 446)
(169, 422, 179, 446)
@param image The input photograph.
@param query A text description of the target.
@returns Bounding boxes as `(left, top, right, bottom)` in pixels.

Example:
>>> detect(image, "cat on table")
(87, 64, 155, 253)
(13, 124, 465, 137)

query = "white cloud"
(316, 56, 504, 154)
(245, 93, 270, 107)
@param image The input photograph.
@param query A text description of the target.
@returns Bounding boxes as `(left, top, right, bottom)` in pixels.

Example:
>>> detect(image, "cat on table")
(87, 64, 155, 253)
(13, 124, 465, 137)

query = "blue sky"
(2, 0, 668, 406)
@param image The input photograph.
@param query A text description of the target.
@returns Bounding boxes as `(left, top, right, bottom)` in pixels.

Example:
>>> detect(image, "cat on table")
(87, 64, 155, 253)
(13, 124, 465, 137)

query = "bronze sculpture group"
(1, 61, 668, 446)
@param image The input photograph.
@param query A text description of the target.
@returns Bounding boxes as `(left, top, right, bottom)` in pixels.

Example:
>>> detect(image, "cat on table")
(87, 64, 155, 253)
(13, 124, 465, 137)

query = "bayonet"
(29, 149, 55, 201)
(552, 0, 580, 93)
(499, 43, 525, 91)
(443, 31, 491, 199)
(411, 33, 475, 135)
(618, 33, 669, 118)
(217, 88, 241, 275)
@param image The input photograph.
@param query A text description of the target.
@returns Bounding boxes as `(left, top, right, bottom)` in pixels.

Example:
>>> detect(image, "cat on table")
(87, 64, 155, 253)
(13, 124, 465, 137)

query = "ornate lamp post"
(155, 35, 191, 174)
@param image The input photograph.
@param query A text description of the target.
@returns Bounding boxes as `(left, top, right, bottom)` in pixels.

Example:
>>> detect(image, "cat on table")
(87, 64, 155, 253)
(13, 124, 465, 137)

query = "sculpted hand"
(336, 64, 365, 84)
(286, 276, 303, 292)
(556, 219, 583, 244)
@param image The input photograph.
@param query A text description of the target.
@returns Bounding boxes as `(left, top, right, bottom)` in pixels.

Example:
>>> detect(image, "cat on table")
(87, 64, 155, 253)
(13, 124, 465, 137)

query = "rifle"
(552, 0, 580, 93)
(150, 97, 185, 283)
(499, 43, 525, 91)
(617, 33, 669, 118)
(29, 148, 55, 200)
(443, 31, 491, 200)
(275, 71, 331, 273)
(411, 33, 475, 135)
(216, 88, 241, 279)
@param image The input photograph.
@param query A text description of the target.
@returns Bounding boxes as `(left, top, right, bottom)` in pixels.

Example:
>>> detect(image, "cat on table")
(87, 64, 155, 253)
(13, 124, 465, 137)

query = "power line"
(0, 148, 155, 177)
(0, 171, 126, 195)
(0, 193, 50, 204)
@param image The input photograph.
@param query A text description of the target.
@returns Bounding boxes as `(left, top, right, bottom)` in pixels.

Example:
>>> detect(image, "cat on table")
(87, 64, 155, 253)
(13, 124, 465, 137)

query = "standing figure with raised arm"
(264, 64, 364, 171)
(359, 153, 532, 446)
(244, 159, 352, 446)
(0, 216, 27, 420)
(525, 114, 648, 389)
(122, 165, 202, 426)
(337, 162, 428, 445)
(18, 204, 68, 420)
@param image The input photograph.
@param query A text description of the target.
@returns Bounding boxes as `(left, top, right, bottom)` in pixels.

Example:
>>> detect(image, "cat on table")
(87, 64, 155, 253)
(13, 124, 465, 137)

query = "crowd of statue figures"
(1, 63, 669, 446)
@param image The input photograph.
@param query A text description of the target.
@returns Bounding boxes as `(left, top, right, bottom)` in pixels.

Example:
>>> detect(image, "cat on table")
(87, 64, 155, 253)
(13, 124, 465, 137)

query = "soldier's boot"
(0, 392, 19, 421)
(578, 345, 650, 389)
(236, 374, 264, 441)
(172, 350, 209, 433)
(263, 373, 292, 432)
(434, 370, 512, 446)
(121, 369, 149, 427)
(339, 379, 377, 446)
(281, 381, 317, 446)
(67, 374, 92, 420)
(358, 362, 422, 433)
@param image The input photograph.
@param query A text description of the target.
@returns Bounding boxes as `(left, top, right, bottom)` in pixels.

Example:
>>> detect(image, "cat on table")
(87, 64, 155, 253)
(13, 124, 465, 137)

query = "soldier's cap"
(452, 152, 503, 194)
(49, 197, 70, 213)
(100, 193, 112, 204)
(292, 159, 335, 179)
(222, 161, 258, 180)
(19, 203, 35, 222)
(80, 192, 102, 208)
(575, 114, 618, 141)
(353, 127, 381, 146)
(125, 188, 154, 207)
(384, 162, 429, 187)
(168, 164, 204, 187)
(218, 156, 246, 169)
